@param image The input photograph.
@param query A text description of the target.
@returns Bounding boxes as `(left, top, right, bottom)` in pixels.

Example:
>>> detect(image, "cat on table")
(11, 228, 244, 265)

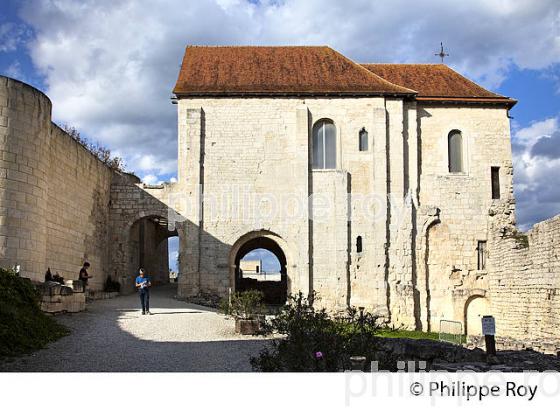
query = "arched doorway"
(128, 215, 178, 291)
(464, 296, 490, 336)
(231, 234, 288, 305)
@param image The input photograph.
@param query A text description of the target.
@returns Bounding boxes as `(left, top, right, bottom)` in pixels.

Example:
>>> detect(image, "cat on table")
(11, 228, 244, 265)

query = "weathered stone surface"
(373, 337, 486, 367)
(0, 72, 559, 348)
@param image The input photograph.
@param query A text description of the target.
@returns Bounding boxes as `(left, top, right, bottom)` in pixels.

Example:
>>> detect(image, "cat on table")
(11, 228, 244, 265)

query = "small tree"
(228, 290, 265, 319)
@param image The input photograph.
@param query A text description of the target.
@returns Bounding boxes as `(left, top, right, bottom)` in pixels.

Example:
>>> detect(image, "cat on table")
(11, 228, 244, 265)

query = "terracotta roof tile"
(361, 63, 516, 106)
(173, 46, 416, 96)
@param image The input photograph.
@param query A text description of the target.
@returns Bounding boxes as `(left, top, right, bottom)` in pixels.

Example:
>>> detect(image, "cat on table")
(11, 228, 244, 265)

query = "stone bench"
(36, 281, 86, 313)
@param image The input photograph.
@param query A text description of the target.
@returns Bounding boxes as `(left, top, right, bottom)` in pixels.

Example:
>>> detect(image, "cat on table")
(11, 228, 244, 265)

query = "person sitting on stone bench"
(44, 267, 53, 282)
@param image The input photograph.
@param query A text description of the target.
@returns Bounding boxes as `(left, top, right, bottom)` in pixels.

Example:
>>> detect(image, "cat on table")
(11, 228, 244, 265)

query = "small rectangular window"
(491, 167, 500, 199)
(477, 241, 487, 270)
(356, 236, 363, 253)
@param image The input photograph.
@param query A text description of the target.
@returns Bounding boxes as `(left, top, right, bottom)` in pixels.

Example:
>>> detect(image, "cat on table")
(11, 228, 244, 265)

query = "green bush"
(222, 290, 265, 319)
(0, 268, 69, 358)
(250, 292, 381, 371)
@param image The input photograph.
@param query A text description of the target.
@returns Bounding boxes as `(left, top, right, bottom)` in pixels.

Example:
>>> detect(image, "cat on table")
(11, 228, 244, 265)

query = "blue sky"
(2, 0, 560, 270)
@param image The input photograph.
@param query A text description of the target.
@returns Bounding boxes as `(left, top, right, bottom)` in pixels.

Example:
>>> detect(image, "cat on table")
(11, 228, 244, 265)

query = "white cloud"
(141, 174, 160, 185)
(14, 0, 560, 213)
(512, 117, 560, 230)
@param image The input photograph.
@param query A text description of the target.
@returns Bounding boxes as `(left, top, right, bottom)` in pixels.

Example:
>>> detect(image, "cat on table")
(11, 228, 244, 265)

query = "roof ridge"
(441, 65, 505, 99)
(326, 47, 417, 95)
(362, 63, 446, 66)
(185, 45, 330, 48)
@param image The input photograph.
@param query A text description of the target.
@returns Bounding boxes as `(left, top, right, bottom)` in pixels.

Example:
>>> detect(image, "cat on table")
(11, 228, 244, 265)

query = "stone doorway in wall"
(128, 215, 178, 292)
(464, 296, 490, 336)
(233, 236, 288, 305)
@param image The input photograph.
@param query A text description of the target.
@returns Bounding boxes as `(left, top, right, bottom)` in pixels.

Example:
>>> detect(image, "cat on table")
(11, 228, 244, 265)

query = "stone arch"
(464, 292, 490, 336)
(228, 230, 291, 305)
(114, 211, 179, 293)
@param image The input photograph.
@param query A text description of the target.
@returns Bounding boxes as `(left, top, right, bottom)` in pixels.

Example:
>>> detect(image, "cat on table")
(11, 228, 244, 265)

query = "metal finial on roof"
(435, 42, 449, 63)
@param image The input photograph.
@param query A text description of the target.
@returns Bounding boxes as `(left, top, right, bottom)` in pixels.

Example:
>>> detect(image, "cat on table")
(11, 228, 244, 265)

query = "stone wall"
(412, 105, 514, 332)
(44, 125, 113, 288)
(0, 76, 51, 278)
(175, 97, 398, 311)
(0, 76, 113, 288)
(487, 208, 560, 340)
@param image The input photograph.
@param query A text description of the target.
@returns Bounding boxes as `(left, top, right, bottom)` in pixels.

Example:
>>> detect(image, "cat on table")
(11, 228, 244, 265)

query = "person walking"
(135, 268, 152, 315)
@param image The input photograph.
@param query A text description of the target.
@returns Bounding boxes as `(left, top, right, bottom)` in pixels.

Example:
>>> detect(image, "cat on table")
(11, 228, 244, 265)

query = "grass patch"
(0, 268, 69, 359)
(377, 328, 467, 344)
(377, 328, 440, 340)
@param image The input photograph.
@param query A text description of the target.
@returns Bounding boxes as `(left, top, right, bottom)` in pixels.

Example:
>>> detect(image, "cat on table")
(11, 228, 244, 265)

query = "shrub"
(250, 292, 381, 372)
(225, 290, 265, 319)
(0, 268, 69, 358)
(59, 123, 125, 172)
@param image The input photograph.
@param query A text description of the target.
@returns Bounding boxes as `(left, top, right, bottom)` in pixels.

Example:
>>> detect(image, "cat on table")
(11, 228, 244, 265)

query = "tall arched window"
(359, 127, 368, 151)
(312, 119, 336, 169)
(448, 130, 463, 173)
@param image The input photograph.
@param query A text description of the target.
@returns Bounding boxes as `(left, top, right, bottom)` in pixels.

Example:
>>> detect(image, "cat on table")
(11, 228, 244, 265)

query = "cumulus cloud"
(512, 118, 560, 230)
(530, 132, 560, 159)
(10, 0, 560, 226)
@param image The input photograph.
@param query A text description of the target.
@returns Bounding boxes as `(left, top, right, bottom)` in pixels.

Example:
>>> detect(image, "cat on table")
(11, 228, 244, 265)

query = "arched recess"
(415, 207, 440, 331)
(229, 231, 290, 305)
(464, 294, 490, 336)
(126, 214, 178, 292)
(425, 221, 455, 330)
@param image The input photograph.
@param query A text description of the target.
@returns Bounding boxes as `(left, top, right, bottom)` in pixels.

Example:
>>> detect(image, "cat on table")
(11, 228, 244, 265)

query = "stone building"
(1, 46, 559, 342)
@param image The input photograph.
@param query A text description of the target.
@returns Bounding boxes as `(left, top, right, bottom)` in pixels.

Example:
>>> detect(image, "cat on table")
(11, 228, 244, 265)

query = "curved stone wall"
(0, 76, 116, 287)
(0, 76, 52, 280)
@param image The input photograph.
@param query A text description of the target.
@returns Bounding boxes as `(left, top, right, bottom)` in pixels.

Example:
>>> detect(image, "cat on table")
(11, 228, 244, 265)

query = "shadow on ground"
(0, 284, 271, 372)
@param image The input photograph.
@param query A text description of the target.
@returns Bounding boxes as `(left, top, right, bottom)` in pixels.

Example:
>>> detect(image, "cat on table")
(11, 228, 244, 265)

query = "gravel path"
(0, 285, 271, 372)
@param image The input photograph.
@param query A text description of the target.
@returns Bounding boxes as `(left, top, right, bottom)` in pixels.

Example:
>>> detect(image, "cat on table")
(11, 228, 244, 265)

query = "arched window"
(312, 119, 336, 169)
(448, 130, 463, 173)
(359, 127, 368, 151)
(356, 236, 363, 253)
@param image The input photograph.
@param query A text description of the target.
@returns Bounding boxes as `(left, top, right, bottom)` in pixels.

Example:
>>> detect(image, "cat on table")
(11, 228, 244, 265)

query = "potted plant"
(228, 290, 265, 335)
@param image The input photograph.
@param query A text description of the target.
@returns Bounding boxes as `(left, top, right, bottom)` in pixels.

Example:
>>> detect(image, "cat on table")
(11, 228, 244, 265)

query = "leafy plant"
(250, 292, 382, 372)
(0, 268, 69, 359)
(227, 290, 265, 319)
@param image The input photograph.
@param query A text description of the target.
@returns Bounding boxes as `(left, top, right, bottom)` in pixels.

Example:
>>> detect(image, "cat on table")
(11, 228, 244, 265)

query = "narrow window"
(312, 119, 336, 169)
(448, 130, 463, 173)
(359, 127, 368, 151)
(256, 265, 260, 274)
(477, 241, 487, 270)
(356, 236, 363, 253)
(491, 167, 500, 199)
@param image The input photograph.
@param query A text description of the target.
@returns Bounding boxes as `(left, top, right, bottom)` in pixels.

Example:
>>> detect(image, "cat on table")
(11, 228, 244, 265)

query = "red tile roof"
(173, 46, 515, 106)
(362, 63, 516, 106)
(173, 46, 415, 97)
